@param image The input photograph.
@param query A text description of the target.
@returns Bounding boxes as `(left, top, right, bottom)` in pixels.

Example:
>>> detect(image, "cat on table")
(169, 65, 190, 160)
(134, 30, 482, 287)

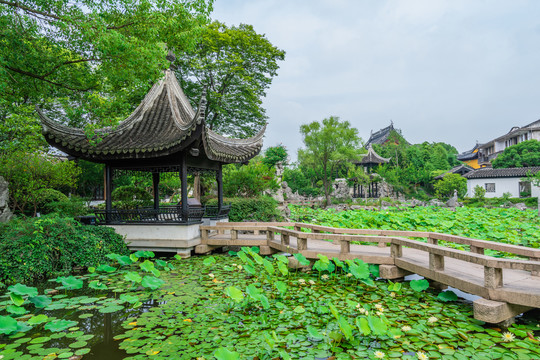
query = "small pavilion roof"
(355, 145, 391, 165)
(38, 70, 264, 164)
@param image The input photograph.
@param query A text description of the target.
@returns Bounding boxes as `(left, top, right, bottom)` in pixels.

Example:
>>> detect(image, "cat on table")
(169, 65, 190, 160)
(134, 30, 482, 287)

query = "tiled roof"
(457, 144, 480, 161)
(38, 70, 264, 164)
(434, 164, 474, 180)
(354, 145, 390, 165)
(464, 166, 540, 179)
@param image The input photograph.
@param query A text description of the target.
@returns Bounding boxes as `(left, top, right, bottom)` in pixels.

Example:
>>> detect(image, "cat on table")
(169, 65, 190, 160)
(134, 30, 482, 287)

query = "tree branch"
(4, 65, 96, 91)
(41, 58, 102, 78)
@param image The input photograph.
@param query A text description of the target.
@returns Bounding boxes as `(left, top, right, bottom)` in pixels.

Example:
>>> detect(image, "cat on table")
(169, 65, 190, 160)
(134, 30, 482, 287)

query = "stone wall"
(0, 176, 13, 222)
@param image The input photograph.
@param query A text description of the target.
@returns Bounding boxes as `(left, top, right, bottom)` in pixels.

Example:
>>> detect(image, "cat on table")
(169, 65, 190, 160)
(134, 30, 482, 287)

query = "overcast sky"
(211, 0, 540, 160)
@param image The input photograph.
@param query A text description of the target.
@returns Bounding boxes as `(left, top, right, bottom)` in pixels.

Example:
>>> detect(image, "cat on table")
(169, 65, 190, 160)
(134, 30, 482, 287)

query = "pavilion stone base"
(109, 224, 202, 257)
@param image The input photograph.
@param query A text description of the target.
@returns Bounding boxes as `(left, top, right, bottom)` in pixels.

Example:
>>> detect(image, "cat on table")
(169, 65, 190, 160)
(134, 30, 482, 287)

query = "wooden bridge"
(197, 222, 540, 324)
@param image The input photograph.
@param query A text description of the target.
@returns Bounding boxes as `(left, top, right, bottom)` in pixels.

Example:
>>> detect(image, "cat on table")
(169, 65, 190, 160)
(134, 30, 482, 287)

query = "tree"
(0, 152, 81, 215)
(433, 173, 467, 200)
(262, 144, 288, 168)
(298, 116, 361, 205)
(223, 158, 279, 198)
(0, 0, 212, 142)
(492, 140, 540, 168)
(175, 21, 285, 138)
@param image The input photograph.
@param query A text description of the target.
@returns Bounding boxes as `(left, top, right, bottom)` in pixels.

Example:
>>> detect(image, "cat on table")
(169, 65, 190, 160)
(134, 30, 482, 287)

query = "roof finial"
(166, 48, 176, 70)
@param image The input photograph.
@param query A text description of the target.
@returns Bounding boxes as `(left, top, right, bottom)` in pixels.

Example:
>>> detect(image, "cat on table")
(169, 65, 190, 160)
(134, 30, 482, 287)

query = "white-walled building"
(464, 167, 540, 198)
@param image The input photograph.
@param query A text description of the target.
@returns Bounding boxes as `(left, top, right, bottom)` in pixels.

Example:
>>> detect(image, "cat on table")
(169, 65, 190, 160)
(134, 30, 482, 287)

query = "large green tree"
(298, 116, 361, 205)
(0, 0, 212, 151)
(492, 140, 540, 168)
(175, 21, 285, 138)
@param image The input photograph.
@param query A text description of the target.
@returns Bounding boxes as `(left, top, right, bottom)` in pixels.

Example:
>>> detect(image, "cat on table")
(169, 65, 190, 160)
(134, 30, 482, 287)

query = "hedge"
(206, 196, 282, 222)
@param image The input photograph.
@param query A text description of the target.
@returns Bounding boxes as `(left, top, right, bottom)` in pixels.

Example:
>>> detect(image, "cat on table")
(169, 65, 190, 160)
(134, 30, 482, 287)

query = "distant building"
(352, 145, 391, 174)
(434, 164, 474, 180)
(464, 166, 540, 198)
(457, 144, 481, 169)
(365, 122, 409, 147)
(474, 119, 540, 167)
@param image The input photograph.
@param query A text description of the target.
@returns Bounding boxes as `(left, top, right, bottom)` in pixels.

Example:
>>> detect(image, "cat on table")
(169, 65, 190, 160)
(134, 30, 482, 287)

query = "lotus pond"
(1, 248, 539, 360)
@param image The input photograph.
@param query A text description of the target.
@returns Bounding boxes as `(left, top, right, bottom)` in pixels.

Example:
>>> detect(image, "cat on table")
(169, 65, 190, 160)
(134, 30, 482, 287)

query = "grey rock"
(0, 176, 13, 223)
(514, 203, 527, 211)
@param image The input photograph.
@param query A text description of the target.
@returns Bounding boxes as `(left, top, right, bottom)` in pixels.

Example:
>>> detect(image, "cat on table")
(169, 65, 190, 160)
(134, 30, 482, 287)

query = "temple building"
(365, 122, 409, 147)
(351, 145, 390, 198)
(38, 66, 265, 255)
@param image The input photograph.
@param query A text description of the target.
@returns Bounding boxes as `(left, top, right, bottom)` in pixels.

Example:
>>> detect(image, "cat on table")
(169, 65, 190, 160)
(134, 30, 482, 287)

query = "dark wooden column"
(152, 172, 160, 210)
(105, 165, 113, 223)
(180, 153, 188, 222)
(217, 164, 223, 213)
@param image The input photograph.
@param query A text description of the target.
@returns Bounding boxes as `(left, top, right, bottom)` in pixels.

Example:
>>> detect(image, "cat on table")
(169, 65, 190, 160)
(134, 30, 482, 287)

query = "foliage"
(0, 215, 129, 283)
(298, 116, 361, 205)
(110, 185, 153, 209)
(433, 173, 467, 200)
(175, 21, 285, 138)
(0, 0, 211, 134)
(492, 140, 540, 168)
(223, 158, 279, 197)
(283, 165, 323, 197)
(473, 185, 486, 200)
(206, 196, 282, 222)
(290, 206, 540, 248)
(262, 144, 288, 168)
(0, 151, 81, 216)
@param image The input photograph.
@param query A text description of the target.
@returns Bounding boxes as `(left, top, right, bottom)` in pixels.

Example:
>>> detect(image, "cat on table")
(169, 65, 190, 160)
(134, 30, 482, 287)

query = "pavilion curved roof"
(355, 145, 391, 165)
(38, 70, 265, 164)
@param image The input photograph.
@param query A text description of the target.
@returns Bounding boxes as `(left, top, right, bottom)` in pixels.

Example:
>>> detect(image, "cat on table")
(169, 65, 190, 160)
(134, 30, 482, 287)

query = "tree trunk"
(193, 173, 201, 202)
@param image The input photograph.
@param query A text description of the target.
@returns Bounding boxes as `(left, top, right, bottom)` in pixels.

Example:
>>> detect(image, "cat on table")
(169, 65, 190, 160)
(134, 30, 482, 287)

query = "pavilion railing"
(203, 204, 231, 219)
(94, 206, 205, 225)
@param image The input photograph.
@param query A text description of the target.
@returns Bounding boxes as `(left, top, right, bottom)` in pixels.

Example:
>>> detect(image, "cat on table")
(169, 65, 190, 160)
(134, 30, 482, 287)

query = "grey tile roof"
(38, 70, 265, 164)
(434, 164, 474, 180)
(463, 166, 540, 179)
(353, 145, 390, 165)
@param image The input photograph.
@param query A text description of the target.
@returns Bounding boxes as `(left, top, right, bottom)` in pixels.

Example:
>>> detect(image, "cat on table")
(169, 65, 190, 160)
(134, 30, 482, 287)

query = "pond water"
(1, 251, 539, 360)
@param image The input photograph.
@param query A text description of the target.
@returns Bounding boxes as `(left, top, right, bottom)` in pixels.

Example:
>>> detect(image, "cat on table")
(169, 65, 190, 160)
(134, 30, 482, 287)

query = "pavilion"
(37, 66, 265, 254)
(351, 145, 390, 198)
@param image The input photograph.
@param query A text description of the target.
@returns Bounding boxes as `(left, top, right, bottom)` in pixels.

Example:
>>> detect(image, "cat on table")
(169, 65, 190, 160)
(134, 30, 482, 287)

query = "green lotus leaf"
(117, 255, 133, 266)
(225, 286, 244, 303)
(438, 290, 458, 302)
(332, 257, 344, 268)
(88, 280, 108, 290)
(87, 267, 96, 273)
(27, 315, 49, 325)
(349, 262, 370, 280)
(141, 276, 164, 290)
(133, 250, 154, 258)
(119, 294, 139, 304)
(410, 279, 430, 292)
(273, 254, 289, 263)
(203, 256, 216, 266)
(139, 260, 155, 272)
(356, 317, 371, 336)
(15, 321, 32, 333)
(246, 284, 261, 301)
(8, 284, 38, 297)
(275, 281, 287, 295)
(338, 316, 353, 340)
(259, 294, 270, 309)
(10, 293, 24, 307)
(367, 315, 387, 336)
(56, 276, 83, 290)
(262, 258, 275, 275)
(124, 271, 142, 283)
(6, 305, 28, 315)
(150, 268, 161, 277)
(0, 315, 18, 335)
(155, 259, 168, 268)
(293, 306, 305, 314)
(69, 341, 87, 348)
(29, 295, 52, 308)
(106, 253, 121, 261)
(29, 336, 51, 344)
(99, 305, 125, 313)
(293, 253, 310, 266)
(214, 347, 240, 360)
(307, 325, 324, 340)
(96, 264, 117, 273)
(45, 319, 78, 332)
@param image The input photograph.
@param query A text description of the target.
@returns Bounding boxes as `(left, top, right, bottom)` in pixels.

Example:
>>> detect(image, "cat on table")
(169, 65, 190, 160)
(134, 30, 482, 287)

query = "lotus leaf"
(124, 271, 142, 283)
(56, 276, 83, 290)
(438, 290, 458, 302)
(117, 255, 133, 266)
(0, 315, 18, 335)
(141, 276, 164, 290)
(293, 253, 310, 266)
(45, 320, 78, 332)
(277, 261, 288, 276)
(120, 294, 139, 304)
(306, 325, 324, 340)
(8, 284, 38, 297)
(338, 316, 353, 340)
(134, 250, 154, 258)
(275, 281, 287, 295)
(225, 286, 244, 302)
(96, 264, 117, 273)
(10, 293, 24, 307)
(27, 315, 48, 325)
(356, 317, 371, 336)
(88, 280, 108, 290)
(29, 295, 52, 308)
(262, 259, 275, 275)
(214, 347, 240, 360)
(6, 305, 28, 315)
(410, 279, 430, 292)
(139, 260, 156, 272)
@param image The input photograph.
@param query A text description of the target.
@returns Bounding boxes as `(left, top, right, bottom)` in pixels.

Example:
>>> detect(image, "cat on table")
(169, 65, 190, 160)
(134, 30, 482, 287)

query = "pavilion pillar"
(217, 164, 223, 213)
(105, 165, 113, 224)
(152, 172, 160, 210)
(180, 153, 188, 222)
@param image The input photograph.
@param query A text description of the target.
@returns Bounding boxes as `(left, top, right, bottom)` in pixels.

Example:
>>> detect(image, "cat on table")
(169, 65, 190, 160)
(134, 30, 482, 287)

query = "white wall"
(467, 177, 540, 198)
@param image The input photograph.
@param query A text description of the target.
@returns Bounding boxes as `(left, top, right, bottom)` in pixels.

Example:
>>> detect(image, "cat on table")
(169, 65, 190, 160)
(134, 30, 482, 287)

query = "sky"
(210, 0, 540, 161)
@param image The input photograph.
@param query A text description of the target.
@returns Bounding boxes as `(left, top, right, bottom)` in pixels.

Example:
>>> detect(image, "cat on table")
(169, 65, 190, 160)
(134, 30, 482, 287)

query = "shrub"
(43, 196, 89, 217)
(206, 196, 282, 222)
(0, 215, 129, 284)
(223, 159, 279, 197)
(111, 185, 153, 209)
(433, 173, 467, 200)
(473, 185, 486, 200)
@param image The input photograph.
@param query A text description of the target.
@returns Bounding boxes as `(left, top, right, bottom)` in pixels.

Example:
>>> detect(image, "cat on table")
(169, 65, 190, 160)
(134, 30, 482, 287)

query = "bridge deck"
(204, 227, 540, 310)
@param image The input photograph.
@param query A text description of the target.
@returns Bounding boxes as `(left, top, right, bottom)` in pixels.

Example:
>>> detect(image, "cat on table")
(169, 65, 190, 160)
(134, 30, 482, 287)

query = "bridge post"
(484, 266, 503, 289)
(281, 233, 290, 246)
(531, 257, 539, 277)
(470, 245, 485, 255)
(427, 237, 438, 245)
(266, 230, 275, 243)
(390, 242, 402, 258)
(230, 229, 238, 240)
(340, 240, 350, 255)
(429, 253, 445, 271)
(297, 236, 308, 251)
